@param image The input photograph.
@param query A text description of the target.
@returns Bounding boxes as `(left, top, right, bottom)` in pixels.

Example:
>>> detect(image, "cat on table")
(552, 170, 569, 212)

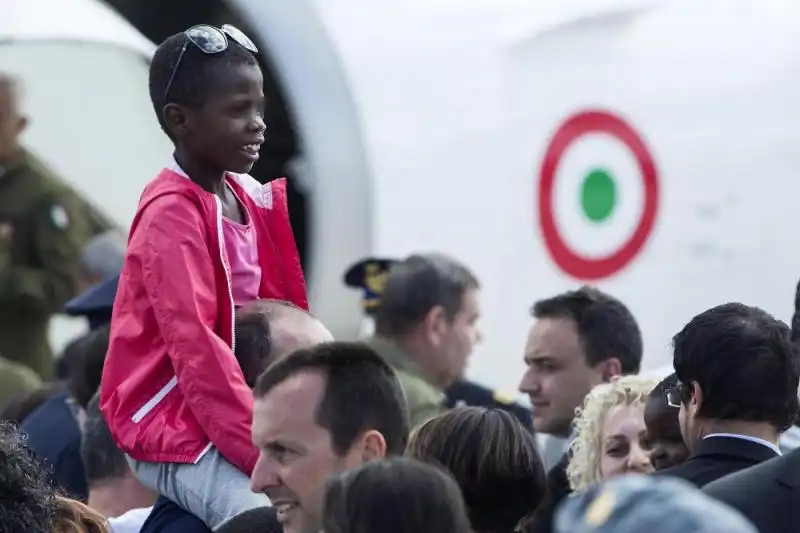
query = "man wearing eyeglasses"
(653, 302, 800, 488)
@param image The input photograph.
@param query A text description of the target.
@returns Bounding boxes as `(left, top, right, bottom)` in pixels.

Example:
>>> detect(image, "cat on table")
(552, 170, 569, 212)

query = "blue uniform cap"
(64, 273, 120, 318)
(342, 257, 398, 315)
(555, 474, 757, 533)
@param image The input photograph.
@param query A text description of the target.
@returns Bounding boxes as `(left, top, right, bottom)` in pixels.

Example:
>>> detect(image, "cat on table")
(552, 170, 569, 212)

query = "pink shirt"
(222, 190, 262, 307)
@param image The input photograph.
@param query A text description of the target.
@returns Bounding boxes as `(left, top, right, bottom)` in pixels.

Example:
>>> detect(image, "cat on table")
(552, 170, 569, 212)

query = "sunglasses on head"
(164, 24, 259, 102)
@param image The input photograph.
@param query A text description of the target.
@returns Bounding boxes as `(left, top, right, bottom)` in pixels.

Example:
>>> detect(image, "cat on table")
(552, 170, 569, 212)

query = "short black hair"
(0, 422, 57, 532)
(149, 30, 259, 137)
(673, 303, 800, 431)
(531, 286, 642, 374)
(375, 253, 479, 338)
(253, 341, 410, 456)
(64, 325, 110, 410)
(324, 457, 472, 533)
(80, 393, 128, 486)
(217, 506, 282, 533)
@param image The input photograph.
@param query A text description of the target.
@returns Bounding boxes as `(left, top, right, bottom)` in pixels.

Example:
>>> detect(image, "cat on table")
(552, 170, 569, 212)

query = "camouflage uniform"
(0, 149, 98, 379)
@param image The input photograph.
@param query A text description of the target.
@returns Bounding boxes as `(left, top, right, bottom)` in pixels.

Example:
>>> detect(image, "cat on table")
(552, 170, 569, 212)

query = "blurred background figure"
(555, 474, 757, 533)
(344, 256, 532, 428)
(0, 73, 106, 381)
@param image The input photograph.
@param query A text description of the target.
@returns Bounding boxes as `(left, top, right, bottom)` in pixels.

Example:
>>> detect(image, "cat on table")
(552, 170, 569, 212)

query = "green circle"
(580, 168, 616, 223)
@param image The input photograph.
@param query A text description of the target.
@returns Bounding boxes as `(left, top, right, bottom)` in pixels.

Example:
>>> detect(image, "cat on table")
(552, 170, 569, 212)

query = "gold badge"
(584, 488, 615, 526)
(364, 263, 388, 295)
(492, 389, 516, 405)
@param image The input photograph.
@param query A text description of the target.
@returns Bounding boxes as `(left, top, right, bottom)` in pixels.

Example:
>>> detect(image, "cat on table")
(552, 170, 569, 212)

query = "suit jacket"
(703, 449, 800, 533)
(529, 452, 571, 533)
(654, 435, 779, 488)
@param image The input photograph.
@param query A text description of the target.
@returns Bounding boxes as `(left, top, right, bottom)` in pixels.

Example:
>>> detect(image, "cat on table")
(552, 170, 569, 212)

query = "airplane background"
(3, 0, 800, 397)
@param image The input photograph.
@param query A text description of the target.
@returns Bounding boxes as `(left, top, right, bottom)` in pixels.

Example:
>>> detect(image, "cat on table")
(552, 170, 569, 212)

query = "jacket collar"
(692, 434, 779, 464)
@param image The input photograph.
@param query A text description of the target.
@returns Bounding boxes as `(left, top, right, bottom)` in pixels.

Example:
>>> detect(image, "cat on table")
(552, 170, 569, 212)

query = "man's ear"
(163, 103, 190, 138)
(690, 381, 703, 414)
(421, 305, 448, 347)
(599, 357, 622, 382)
(358, 430, 387, 462)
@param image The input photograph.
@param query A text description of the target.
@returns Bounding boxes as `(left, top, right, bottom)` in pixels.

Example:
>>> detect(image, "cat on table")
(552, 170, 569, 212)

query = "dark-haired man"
(519, 286, 642, 533)
(644, 373, 690, 471)
(366, 253, 481, 427)
(655, 303, 800, 487)
(250, 341, 410, 533)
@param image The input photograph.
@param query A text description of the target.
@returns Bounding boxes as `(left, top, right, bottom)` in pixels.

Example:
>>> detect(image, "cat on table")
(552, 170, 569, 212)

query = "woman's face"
(599, 403, 653, 481)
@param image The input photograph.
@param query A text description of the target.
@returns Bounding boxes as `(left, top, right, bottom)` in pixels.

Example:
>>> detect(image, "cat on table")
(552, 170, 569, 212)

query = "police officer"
(344, 256, 533, 429)
(0, 74, 107, 380)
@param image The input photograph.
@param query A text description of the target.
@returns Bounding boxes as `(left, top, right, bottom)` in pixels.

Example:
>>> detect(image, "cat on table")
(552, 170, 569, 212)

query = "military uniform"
(365, 336, 446, 427)
(0, 149, 96, 379)
(0, 355, 42, 411)
(344, 256, 534, 429)
(445, 380, 534, 429)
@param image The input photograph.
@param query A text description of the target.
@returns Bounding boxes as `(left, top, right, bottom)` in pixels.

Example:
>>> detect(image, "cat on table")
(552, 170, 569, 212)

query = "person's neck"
(699, 419, 780, 445)
(393, 336, 447, 389)
(87, 477, 157, 518)
(173, 148, 226, 195)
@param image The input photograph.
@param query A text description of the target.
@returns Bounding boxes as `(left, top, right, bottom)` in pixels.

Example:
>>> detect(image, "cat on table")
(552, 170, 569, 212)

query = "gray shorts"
(126, 446, 269, 531)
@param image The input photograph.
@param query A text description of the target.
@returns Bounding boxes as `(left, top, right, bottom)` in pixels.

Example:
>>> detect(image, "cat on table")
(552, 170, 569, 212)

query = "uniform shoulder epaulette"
(492, 389, 517, 405)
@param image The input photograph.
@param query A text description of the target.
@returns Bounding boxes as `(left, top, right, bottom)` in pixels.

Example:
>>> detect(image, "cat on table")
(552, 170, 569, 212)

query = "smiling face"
(167, 60, 267, 175)
(598, 403, 653, 480)
(250, 371, 363, 533)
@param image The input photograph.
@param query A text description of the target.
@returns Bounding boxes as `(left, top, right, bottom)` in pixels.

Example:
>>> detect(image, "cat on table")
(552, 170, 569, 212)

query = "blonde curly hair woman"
(566, 375, 658, 492)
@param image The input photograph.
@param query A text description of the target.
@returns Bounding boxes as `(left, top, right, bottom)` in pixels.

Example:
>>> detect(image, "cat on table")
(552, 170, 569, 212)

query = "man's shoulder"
(704, 452, 788, 497)
(140, 496, 210, 533)
(395, 367, 442, 402)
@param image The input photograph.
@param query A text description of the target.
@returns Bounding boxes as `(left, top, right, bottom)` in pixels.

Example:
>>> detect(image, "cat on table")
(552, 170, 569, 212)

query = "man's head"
(64, 324, 110, 413)
(519, 286, 642, 437)
(374, 253, 481, 388)
(250, 341, 410, 533)
(80, 393, 156, 517)
(235, 299, 334, 386)
(0, 75, 26, 163)
(644, 373, 689, 471)
(671, 303, 800, 450)
(0, 422, 56, 531)
(149, 27, 266, 174)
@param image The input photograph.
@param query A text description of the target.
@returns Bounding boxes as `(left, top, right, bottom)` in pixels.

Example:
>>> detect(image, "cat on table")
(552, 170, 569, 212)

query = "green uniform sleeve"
(0, 192, 89, 314)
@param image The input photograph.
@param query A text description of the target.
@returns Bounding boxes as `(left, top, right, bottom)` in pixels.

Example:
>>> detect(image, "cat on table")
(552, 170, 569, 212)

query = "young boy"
(100, 25, 308, 531)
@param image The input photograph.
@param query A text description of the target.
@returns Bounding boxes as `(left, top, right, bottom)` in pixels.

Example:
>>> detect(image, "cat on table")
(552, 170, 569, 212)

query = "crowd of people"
(1, 21, 799, 533)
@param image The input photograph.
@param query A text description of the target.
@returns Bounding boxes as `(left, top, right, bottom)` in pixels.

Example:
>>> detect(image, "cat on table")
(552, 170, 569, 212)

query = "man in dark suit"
(703, 448, 799, 533)
(654, 303, 800, 487)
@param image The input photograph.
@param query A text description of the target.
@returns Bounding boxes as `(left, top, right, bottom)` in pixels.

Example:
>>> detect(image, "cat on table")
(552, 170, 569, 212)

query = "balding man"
(0, 74, 106, 379)
(136, 299, 333, 533)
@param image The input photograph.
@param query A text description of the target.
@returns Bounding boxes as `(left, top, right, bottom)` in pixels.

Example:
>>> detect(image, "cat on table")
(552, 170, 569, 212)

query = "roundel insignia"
(537, 109, 660, 281)
(584, 487, 616, 527)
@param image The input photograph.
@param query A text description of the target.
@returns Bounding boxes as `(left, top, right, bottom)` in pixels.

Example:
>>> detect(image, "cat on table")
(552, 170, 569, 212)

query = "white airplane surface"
(5, 0, 800, 397)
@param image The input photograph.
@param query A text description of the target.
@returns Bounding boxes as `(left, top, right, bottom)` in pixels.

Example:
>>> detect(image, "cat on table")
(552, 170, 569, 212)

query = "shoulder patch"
(492, 389, 516, 405)
(50, 204, 70, 229)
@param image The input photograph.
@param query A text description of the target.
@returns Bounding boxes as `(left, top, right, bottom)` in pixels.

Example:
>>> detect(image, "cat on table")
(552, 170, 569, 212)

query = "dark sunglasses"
(164, 24, 259, 102)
